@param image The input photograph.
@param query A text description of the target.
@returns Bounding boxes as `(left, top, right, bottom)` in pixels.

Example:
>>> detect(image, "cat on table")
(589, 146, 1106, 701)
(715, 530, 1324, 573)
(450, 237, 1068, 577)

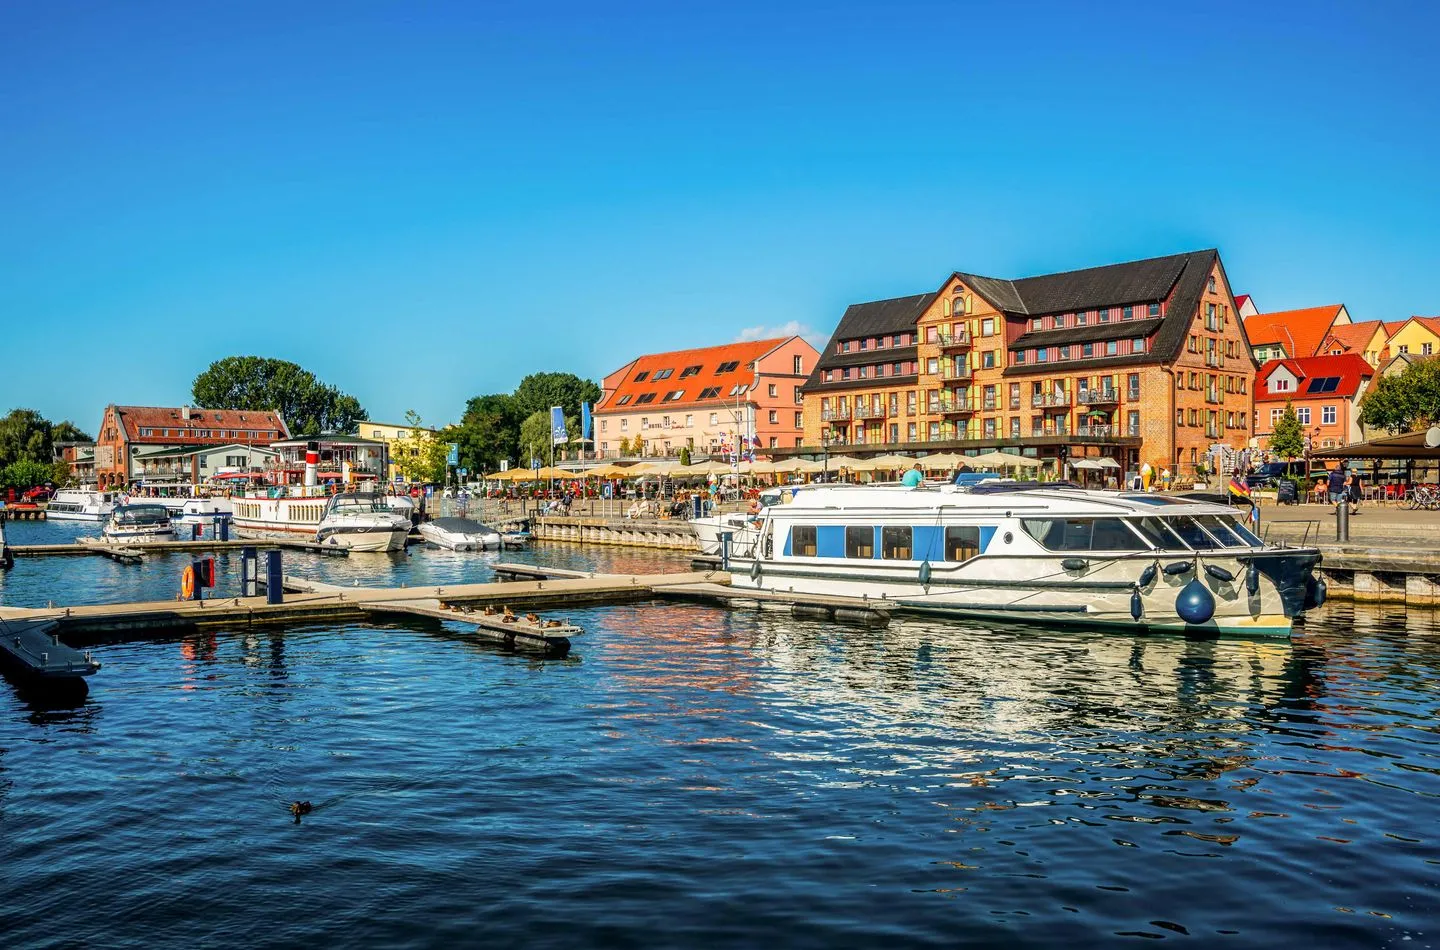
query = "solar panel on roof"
(1305, 376, 1341, 393)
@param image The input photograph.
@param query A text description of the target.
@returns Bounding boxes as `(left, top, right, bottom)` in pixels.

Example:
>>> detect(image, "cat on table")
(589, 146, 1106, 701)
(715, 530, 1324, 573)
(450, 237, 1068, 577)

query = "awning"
(1310, 428, 1440, 460)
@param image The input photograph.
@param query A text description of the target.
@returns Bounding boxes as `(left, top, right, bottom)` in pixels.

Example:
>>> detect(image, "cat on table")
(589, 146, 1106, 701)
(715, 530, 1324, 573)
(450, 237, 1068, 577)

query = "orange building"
(1252, 354, 1374, 451)
(1319, 320, 1388, 367)
(1242, 304, 1350, 363)
(802, 249, 1256, 476)
(594, 336, 819, 458)
(94, 404, 289, 489)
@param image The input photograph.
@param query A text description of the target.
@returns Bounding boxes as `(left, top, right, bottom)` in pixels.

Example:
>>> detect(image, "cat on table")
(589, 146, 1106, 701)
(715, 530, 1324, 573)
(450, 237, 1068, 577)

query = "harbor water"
(1, 519, 1437, 947)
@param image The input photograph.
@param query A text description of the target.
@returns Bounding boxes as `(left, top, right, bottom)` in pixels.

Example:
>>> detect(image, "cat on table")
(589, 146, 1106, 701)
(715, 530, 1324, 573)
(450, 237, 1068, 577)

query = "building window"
(1076, 311, 1088, 326)
(1122, 306, 1133, 320)
(1322, 405, 1337, 425)
(768, 410, 778, 424)
(1059, 346, 1070, 360)
(1399, 344, 1410, 354)
(1015, 351, 1026, 365)
(1082, 344, 1093, 358)
(982, 352, 996, 369)
(1176, 409, 1184, 426)
(793, 356, 804, 374)
(1270, 408, 1284, 425)
(907, 423, 917, 440)
(1031, 318, 1042, 332)
(1098, 308, 1110, 323)
(1148, 303, 1161, 318)
(1105, 341, 1117, 356)
(633, 370, 649, 382)
(981, 318, 995, 336)
(1296, 407, 1311, 425)
(1133, 338, 1146, 354)
(1208, 275, 1217, 293)
(620, 419, 629, 431)
(1273, 378, 1291, 392)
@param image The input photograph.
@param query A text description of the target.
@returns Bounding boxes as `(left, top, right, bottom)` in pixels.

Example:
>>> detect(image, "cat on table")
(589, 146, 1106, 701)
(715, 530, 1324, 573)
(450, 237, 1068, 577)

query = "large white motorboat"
(314, 492, 411, 553)
(417, 517, 501, 551)
(690, 487, 790, 555)
(46, 488, 119, 522)
(726, 481, 1323, 637)
(102, 504, 176, 542)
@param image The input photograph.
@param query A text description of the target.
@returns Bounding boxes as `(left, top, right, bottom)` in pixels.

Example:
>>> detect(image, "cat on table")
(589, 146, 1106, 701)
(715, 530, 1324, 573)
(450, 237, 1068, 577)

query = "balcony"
(1077, 424, 1114, 438)
(1127, 423, 1141, 436)
(1031, 392, 1071, 408)
(1009, 397, 1022, 410)
(854, 404, 889, 420)
(936, 330, 972, 350)
(930, 398, 978, 415)
(942, 366, 972, 382)
(981, 397, 998, 411)
(821, 407, 851, 421)
(1078, 389, 1119, 405)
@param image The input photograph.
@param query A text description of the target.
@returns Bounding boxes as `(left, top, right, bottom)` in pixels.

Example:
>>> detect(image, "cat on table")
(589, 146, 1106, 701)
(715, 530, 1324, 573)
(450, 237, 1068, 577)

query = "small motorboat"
(315, 492, 411, 553)
(500, 530, 532, 550)
(417, 517, 501, 551)
(102, 504, 176, 542)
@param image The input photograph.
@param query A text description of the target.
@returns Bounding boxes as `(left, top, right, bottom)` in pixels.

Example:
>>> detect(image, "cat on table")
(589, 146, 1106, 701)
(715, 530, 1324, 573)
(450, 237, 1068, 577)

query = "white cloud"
(735, 321, 828, 351)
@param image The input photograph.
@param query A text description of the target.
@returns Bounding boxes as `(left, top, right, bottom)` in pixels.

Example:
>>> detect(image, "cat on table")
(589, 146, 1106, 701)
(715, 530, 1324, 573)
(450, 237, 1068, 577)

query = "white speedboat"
(102, 504, 176, 542)
(727, 481, 1323, 637)
(417, 517, 501, 551)
(46, 488, 118, 522)
(314, 492, 411, 552)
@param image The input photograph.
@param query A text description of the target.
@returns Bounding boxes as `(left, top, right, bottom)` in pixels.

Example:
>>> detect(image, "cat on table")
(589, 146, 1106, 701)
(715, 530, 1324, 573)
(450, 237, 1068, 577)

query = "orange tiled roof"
(596, 338, 791, 413)
(1255, 354, 1373, 402)
(114, 405, 289, 442)
(1321, 320, 1385, 356)
(1242, 305, 1345, 358)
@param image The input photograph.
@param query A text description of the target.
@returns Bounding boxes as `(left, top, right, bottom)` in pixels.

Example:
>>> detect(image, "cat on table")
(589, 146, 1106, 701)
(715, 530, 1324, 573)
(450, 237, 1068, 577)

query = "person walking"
(1345, 470, 1362, 515)
(1326, 465, 1347, 507)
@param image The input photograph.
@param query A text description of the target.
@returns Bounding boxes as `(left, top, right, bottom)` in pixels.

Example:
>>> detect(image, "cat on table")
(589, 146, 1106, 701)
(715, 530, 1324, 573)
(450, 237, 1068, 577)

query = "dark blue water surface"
(1, 521, 1437, 948)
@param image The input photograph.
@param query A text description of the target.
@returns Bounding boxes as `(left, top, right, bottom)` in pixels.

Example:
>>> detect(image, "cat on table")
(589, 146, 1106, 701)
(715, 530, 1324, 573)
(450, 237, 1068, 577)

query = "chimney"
(181, 406, 192, 421)
(304, 441, 319, 488)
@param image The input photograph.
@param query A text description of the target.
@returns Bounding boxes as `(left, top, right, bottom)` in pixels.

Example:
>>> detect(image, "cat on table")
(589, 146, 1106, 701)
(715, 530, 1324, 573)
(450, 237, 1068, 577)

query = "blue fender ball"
(1176, 576, 1216, 625)
(918, 561, 933, 587)
(1130, 587, 1143, 620)
(749, 560, 762, 581)
(1246, 562, 1260, 596)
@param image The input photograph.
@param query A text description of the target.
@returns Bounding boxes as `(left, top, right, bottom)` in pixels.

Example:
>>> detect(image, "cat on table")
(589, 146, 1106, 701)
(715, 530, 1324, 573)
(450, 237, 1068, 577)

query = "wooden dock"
(0, 617, 101, 679)
(9, 537, 350, 559)
(0, 570, 731, 646)
(0, 507, 45, 521)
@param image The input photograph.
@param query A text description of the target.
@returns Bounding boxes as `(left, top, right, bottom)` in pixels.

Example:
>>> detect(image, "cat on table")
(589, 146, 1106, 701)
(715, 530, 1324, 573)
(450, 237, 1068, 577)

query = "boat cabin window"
(791, 525, 817, 557)
(1022, 518, 1147, 552)
(1225, 516, 1263, 546)
(845, 526, 874, 559)
(1165, 515, 1220, 550)
(1131, 516, 1188, 549)
(945, 526, 980, 562)
(881, 526, 912, 560)
(1193, 514, 1258, 547)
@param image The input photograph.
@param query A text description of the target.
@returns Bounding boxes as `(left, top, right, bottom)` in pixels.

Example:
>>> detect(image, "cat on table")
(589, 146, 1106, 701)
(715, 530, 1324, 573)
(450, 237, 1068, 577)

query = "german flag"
(1228, 475, 1251, 500)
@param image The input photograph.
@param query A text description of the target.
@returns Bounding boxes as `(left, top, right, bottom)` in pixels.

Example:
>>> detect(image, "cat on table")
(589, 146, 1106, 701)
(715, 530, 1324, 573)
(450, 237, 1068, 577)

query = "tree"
(0, 459, 56, 490)
(1359, 358, 1440, 434)
(518, 411, 552, 466)
(1268, 401, 1305, 459)
(391, 410, 448, 484)
(0, 409, 54, 470)
(512, 372, 601, 423)
(678, 446, 691, 465)
(445, 393, 524, 473)
(52, 421, 92, 444)
(192, 356, 368, 435)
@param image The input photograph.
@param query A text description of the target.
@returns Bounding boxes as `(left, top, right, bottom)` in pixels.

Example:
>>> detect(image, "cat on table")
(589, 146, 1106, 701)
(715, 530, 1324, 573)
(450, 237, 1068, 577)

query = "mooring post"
(218, 516, 229, 542)
(1336, 499, 1349, 542)
(241, 546, 258, 597)
(720, 530, 733, 572)
(266, 550, 284, 605)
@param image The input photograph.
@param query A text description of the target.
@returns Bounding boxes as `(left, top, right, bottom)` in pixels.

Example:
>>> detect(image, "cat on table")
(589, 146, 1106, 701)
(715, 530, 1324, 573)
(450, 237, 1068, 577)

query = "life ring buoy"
(180, 565, 196, 600)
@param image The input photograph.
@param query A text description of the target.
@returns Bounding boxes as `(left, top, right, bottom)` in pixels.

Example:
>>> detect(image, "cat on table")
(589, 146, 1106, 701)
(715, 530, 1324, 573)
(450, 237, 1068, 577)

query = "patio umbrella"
(1071, 458, 1103, 470)
(1096, 457, 1122, 469)
(919, 452, 968, 468)
(970, 450, 1039, 469)
(866, 453, 918, 470)
(822, 455, 863, 469)
(771, 458, 811, 473)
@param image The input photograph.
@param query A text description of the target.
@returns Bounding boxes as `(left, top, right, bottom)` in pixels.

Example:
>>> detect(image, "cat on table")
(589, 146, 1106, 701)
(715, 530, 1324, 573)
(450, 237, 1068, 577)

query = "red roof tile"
(596, 338, 791, 413)
(113, 405, 289, 443)
(1233, 293, 1252, 310)
(1320, 320, 1385, 356)
(1254, 354, 1373, 402)
(1242, 305, 1345, 358)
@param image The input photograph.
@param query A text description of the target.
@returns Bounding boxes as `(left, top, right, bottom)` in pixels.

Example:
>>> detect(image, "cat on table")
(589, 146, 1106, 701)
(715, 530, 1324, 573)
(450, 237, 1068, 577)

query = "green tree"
(52, 421, 93, 444)
(0, 459, 57, 490)
(445, 393, 524, 473)
(512, 372, 601, 423)
(392, 410, 449, 484)
(1358, 358, 1440, 434)
(517, 411, 551, 467)
(678, 446, 691, 465)
(192, 356, 368, 435)
(1268, 401, 1305, 459)
(0, 409, 54, 469)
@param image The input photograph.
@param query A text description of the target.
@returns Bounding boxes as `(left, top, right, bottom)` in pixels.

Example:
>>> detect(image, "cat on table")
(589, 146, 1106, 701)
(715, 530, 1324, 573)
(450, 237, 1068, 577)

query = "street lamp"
(821, 431, 831, 483)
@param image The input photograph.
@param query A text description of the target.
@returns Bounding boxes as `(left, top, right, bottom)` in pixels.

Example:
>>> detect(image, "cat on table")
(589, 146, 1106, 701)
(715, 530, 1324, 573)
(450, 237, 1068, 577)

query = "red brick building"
(94, 405, 289, 488)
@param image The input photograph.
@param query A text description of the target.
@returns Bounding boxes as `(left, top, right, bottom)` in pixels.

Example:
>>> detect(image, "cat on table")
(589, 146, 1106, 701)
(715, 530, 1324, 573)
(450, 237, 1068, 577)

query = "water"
(1, 522, 1437, 948)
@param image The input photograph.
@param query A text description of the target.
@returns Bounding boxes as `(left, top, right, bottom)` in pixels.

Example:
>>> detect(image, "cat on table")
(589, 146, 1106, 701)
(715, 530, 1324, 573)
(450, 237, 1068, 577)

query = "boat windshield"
(327, 494, 392, 514)
(1129, 513, 1260, 550)
(114, 505, 170, 525)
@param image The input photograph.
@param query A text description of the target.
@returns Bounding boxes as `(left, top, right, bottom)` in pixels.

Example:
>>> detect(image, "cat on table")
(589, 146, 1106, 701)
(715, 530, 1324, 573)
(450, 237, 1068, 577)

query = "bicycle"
(1405, 485, 1439, 510)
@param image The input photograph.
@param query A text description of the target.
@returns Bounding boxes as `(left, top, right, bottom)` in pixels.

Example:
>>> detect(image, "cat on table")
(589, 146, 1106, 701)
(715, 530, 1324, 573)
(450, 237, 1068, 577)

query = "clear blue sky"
(4, 0, 1437, 432)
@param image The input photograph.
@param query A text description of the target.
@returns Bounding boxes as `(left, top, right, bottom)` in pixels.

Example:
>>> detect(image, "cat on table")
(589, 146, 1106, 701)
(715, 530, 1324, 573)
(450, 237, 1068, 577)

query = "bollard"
(265, 550, 284, 605)
(192, 522, 202, 540)
(720, 530, 733, 572)
(217, 516, 229, 542)
(1336, 500, 1349, 542)
(241, 546, 258, 597)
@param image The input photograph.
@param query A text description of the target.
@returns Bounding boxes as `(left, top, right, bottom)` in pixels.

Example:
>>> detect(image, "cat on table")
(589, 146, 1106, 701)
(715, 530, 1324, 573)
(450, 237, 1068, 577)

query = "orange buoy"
(180, 564, 196, 600)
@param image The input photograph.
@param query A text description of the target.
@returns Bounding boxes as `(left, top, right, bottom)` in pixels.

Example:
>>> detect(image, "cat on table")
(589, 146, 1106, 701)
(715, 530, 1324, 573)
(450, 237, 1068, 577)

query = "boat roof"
(774, 484, 1244, 518)
(429, 517, 491, 532)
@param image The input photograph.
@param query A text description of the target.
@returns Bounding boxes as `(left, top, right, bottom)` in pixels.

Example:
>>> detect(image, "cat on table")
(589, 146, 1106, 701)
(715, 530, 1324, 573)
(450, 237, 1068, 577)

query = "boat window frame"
(1193, 514, 1250, 548)
(944, 525, 981, 562)
(790, 524, 818, 557)
(880, 525, 912, 560)
(1162, 514, 1223, 550)
(845, 525, 874, 559)
(1020, 517, 1149, 552)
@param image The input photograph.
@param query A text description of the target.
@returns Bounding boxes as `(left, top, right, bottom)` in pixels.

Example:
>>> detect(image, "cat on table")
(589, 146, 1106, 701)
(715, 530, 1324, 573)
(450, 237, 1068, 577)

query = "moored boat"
(102, 504, 176, 542)
(727, 481, 1323, 637)
(46, 488, 119, 522)
(417, 517, 501, 551)
(314, 492, 411, 552)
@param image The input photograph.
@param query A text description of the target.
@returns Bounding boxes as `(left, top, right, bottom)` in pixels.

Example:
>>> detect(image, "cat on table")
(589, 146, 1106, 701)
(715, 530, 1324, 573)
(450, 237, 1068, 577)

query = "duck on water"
(725, 480, 1323, 637)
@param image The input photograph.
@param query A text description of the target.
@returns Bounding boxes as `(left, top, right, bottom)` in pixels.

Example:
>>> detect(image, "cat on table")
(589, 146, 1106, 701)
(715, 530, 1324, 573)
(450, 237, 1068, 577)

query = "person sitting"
(902, 462, 924, 488)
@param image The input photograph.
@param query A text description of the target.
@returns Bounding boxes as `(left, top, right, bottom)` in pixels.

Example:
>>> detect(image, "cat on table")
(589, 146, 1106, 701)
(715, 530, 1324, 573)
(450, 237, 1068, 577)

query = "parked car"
(1244, 461, 1311, 490)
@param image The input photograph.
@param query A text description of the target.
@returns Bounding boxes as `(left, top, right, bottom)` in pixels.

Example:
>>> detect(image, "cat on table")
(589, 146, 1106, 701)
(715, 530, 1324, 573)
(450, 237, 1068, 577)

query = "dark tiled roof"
(804, 373, 920, 394)
(817, 345, 918, 369)
(804, 292, 935, 391)
(1002, 354, 1165, 377)
(1011, 317, 1164, 349)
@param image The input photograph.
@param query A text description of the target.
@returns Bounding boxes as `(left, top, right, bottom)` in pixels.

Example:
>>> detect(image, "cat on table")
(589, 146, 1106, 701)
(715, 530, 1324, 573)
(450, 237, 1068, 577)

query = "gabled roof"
(1321, 320, 1386, 356)
(952, 249, 1206, 317)
(1242, 305, 1346, 359)
(1234, 294, 1252, 310)
(1254, 353, 1373, 402)
(111, 405, 289, 442)
(830, 292, 937, 340)
(596, 338, 795, 413)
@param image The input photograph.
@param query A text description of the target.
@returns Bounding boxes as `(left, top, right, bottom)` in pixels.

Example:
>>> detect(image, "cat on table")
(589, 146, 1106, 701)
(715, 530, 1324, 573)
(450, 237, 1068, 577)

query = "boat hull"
(316, 527, 409, 553)
(102, 526, 175, 542)
(416, 525, 500, 550)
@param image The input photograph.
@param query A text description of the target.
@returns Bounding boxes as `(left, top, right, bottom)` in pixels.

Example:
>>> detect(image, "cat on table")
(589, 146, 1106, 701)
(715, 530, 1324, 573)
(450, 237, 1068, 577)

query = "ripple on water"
(1, 538, 1438, 947)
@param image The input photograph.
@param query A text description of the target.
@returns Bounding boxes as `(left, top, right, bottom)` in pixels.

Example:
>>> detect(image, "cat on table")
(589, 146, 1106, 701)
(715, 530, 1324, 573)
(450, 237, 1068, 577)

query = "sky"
(3, 0, 1439, 432)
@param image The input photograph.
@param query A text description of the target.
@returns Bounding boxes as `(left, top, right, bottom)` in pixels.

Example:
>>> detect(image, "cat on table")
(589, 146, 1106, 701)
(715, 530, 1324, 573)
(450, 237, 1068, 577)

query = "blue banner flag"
(446, 443, 459, 467)
(550, 406, 568, 444)
(581, 402, 592, 441)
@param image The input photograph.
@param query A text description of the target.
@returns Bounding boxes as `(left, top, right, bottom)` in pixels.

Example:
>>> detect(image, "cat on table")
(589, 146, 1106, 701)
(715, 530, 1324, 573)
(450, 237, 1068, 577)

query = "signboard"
(446, 443, 459, 467)
(531, 458, 541, 470)
(458, 467, 467, 477)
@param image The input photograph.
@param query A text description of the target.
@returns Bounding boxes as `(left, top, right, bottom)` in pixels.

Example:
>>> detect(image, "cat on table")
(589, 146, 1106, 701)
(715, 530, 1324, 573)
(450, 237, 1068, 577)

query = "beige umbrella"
(866, 453, 918, 470)
(739, 458, 777, 475)
(920, 452, 968, 468)
(585, 463, 634, 478)
(971, 451, 1039, 469)
(822, 455, 863, 470)
(771, 458, 811, 473)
